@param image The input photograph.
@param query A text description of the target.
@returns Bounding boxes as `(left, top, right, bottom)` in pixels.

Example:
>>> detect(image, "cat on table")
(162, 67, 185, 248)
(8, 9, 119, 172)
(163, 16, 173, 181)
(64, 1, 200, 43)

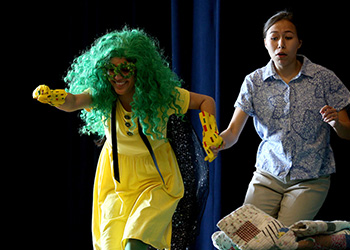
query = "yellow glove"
(199, 111, 223, 162)
(33, 85, 67, 107)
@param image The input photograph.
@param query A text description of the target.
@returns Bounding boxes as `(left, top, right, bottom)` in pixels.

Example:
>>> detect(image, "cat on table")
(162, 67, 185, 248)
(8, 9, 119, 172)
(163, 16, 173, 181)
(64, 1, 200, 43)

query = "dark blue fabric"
(171, 0, 221, 249)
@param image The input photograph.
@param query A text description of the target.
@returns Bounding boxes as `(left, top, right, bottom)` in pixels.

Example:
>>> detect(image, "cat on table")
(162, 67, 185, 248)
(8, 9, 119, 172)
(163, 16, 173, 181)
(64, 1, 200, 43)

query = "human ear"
(298, 39, 302, 49)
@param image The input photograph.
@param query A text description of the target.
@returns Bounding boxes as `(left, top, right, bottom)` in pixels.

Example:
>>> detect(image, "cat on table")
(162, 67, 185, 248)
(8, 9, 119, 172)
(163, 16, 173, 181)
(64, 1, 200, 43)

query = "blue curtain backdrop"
(172, 1, 221, 249)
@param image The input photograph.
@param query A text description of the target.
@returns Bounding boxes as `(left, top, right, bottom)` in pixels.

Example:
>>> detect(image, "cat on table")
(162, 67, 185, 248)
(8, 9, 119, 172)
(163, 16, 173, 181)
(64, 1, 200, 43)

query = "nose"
(114, 73, 124, 81)
(278, 38, 286, 49)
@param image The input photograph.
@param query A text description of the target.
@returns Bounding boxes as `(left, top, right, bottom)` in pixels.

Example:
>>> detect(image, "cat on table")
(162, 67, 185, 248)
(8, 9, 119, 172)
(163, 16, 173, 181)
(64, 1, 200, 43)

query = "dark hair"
(263, 11, 302, 40)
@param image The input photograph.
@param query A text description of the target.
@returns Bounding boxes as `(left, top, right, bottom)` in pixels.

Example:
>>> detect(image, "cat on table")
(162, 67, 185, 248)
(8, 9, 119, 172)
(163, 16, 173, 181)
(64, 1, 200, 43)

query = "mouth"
(111, 80, 128, 87)
(276, 52, 287, 57)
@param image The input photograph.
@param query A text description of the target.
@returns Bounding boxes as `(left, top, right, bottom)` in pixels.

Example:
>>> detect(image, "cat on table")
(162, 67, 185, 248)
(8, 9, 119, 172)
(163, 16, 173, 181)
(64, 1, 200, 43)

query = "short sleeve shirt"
(235, 55, 350, 180)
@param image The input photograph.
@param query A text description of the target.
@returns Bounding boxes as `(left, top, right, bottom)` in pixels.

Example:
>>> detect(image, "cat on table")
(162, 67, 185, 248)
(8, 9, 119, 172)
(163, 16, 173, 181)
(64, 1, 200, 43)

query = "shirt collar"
(262, 55, 315, 82)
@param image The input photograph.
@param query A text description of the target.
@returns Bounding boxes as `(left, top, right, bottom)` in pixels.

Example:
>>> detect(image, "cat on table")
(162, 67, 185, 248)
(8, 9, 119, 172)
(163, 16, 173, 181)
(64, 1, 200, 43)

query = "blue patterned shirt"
(235, 55, 350, 180)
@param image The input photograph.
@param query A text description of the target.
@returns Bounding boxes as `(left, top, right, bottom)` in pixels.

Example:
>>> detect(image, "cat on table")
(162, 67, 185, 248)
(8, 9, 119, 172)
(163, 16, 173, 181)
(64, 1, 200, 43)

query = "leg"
(297, 238, 316, 249)
(277, 176, 331, 226)
(125, 239, 149, 250)
(297, 235, 349, 250)
(243, 170, 284, 218)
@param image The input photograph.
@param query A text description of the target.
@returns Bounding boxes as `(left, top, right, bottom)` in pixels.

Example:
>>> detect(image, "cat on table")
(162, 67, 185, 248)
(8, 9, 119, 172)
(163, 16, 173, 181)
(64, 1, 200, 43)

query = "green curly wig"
(64, 27, 185, 140)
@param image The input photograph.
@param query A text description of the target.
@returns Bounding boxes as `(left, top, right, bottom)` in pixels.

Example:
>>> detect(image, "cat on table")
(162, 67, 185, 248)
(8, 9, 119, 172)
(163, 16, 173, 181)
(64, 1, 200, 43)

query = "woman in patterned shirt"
(214, 11, 350, 226)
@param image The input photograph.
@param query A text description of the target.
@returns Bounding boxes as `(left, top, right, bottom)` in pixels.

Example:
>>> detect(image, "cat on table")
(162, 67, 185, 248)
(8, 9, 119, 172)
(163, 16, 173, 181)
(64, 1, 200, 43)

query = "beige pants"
(243, 169, 331, 226)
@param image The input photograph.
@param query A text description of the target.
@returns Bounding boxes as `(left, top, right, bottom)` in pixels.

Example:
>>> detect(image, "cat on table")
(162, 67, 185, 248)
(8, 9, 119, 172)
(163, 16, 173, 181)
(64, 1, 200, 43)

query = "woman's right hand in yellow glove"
(33, 85, 93, 112)
(33, 85, 67, 107)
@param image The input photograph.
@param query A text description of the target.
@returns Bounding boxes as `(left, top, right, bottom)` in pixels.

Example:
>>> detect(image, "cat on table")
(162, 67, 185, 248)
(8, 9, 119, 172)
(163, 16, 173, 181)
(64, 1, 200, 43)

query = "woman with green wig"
(33, 28, 222, 250)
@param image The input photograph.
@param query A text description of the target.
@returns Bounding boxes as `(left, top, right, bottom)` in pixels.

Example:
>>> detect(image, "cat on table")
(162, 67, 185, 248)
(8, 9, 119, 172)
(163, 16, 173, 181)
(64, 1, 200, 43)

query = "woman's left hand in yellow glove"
(199, 111, 223, 162)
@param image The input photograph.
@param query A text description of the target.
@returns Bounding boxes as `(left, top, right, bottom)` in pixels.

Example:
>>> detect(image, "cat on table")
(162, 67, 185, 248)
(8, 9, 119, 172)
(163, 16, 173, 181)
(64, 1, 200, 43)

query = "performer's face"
(108, 57, 136, 97)
(264, 19, 302, 69)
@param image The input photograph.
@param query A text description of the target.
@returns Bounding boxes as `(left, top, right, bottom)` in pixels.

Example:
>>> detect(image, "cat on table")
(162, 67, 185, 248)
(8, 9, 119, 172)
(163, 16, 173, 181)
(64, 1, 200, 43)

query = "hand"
(320, 105, 338, 127)
(199, 111, 223, 162)
(33, 85, 67, 107)
(33, 84, 51, 103)
(210, 140, 226, 158)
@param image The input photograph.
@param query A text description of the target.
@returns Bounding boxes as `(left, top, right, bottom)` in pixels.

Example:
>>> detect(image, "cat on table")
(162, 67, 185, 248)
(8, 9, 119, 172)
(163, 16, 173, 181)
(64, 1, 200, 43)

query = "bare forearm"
(189, 92, 216, 116)
(220, 128, 239, 149)
(57, 93, 92, 112)
(199, 96, 216, 116)
(33, 85, 93, 112)
(321, 106, 350, 140)
(220, 107, 249, 150)
(333, 119, 350, 140)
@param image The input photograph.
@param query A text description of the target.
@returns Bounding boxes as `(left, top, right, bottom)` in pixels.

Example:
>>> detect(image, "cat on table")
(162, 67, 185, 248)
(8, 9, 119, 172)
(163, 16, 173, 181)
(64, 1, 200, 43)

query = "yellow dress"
(92, 87, 190, 250)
